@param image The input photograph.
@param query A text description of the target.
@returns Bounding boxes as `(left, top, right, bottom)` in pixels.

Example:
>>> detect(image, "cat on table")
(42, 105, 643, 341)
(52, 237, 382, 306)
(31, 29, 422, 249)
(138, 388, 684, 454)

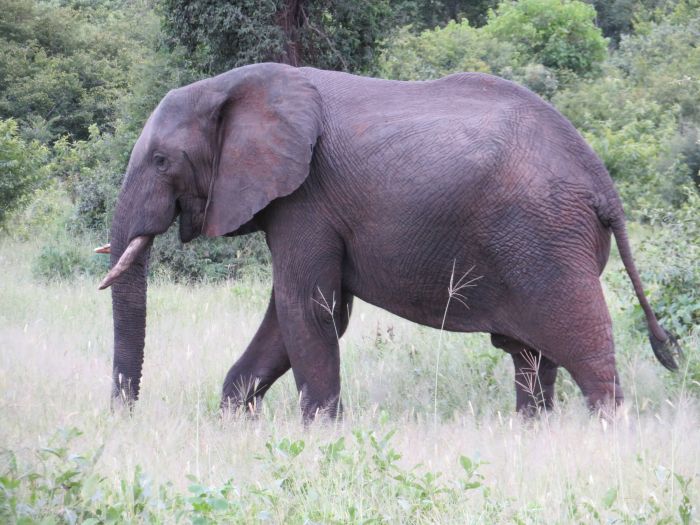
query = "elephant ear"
(202, 64, 322, 237)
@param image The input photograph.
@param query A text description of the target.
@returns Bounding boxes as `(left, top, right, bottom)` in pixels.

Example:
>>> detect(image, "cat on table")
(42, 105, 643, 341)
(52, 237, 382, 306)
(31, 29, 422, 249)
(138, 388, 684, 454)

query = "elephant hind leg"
(512, 277, 623, 413)
(221, 292, 290, 415)
(491, 334, 558, 414)
(566, 351, 623, 413)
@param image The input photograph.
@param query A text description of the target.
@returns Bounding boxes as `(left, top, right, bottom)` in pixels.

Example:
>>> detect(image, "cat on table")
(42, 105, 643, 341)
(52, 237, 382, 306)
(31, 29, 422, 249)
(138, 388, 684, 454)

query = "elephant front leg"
(267, 215, 353, 423)
(277, 286, 352, 422)
(221, 292, 290, 415)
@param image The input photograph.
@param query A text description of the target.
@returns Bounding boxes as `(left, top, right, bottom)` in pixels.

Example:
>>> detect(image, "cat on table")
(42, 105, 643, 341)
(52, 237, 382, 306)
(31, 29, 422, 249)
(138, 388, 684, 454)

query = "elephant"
(98, 62, 682, 420)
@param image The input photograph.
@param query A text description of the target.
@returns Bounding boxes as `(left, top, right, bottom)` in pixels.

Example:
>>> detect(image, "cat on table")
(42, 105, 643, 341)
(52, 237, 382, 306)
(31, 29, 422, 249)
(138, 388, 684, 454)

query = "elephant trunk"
(108, 211, 153, 408)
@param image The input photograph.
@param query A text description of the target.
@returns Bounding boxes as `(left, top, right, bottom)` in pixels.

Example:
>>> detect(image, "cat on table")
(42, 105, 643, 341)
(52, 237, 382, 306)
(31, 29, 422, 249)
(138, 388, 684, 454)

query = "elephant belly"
(342, 233, 502, 334)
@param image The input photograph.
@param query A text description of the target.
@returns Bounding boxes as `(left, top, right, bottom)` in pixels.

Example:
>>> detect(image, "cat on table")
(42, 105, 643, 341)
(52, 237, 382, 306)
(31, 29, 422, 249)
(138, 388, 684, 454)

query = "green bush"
(555, 78, 689, 212)
(638, 188, 700, 336)
(150, 230, 271, 283)
(32, 242, 105, 281)
(484, 0, 608, 77)
(377, 21, 517, 81)
(0, 118, 49, 225)
(554, 7, 700, 210)
(8, 181, 73, 240)
(0, 0, 159, 141)
(378, 0, 606, 96)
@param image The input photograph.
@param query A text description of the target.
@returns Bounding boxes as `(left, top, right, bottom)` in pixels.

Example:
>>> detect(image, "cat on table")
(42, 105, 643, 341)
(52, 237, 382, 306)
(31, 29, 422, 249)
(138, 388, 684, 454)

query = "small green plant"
(32, 241, 106, 281)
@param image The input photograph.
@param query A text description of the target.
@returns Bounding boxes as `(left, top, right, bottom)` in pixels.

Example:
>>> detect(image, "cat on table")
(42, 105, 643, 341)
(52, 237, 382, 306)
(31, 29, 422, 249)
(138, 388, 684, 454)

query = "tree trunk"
(276, 0, 304, 66)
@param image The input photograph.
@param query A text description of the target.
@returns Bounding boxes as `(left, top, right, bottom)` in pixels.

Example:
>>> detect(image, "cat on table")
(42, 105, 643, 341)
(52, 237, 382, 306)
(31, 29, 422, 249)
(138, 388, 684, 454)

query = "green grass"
(0, 238, 698, 524)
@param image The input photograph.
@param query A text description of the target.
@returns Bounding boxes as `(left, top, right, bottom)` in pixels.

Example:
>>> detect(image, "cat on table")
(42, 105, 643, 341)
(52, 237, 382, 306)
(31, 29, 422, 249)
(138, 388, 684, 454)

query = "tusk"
(98, 236, 151, 290)
(94, 243, 111, 254)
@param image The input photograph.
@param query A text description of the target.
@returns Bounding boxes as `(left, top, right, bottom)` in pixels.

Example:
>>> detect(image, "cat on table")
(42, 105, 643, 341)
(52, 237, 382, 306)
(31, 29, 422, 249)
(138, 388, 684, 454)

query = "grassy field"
(1, 238, 698, 524)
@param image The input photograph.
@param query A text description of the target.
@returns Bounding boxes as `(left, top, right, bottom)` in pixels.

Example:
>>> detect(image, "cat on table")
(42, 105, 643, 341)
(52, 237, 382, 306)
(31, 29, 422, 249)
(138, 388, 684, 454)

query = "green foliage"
(391, 0, 499, 29)
(614, 9, 700, 123)
(638, 188, 700, 335)
(8, 182, 73, 240)
(159, 0, 286, 73)
(377, 20, 517, 80)
(0, 428, 165, 523)
(611, 5, 700, 189)
(150, 231, 271, 283)
(2, 422, 695, 523)
(299, 1, 395, 72)
(160, 0, 396, 74)
(555, 7, 700, 208)
(32, 237, 107, 282)
(484, 0, 608, 77)
(583, 0, 672, 43)
(555, 77, 688, 211)
(0, 425, 486, 523)
(0, 118, 49, 225)
(378, 0, 607, 96)
(0, 0, 147, 141)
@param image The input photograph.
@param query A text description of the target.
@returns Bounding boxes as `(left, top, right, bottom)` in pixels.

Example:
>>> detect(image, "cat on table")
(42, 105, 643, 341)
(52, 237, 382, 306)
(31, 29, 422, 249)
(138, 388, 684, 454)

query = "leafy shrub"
(150, 230, 270, 283)
(0, 0, 158, 141)
(0, 425, 487, 524)
(556, 79, 689, 212)
(554, 7, 700, 210)
(0, 118, 49, 225)
(484, 0, 608, 77)
(32, 237, 107, 281)
(161, 0, 396, 74)
(611, 9, 700, 189)
(377, 20, 517, 81)
(8, 182, 73, 240)
(378, 0, 606, 96)
(613, 8, 700, 122)
(638, 188, 700, 335)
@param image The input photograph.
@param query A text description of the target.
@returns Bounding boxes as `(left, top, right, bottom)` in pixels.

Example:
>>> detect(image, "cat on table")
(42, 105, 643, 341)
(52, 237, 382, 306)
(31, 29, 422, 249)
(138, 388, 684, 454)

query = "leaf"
(188, 483, 206, 495)
(81, 472, 104, 501)
(460, 455, 473, 473)
(602, 487, 618, 509)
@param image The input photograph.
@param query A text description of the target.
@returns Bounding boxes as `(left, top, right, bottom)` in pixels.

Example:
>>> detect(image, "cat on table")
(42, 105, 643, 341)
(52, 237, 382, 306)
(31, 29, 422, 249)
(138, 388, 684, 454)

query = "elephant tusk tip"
(94, 243, 111, 254)
(98, 273, 117, 290)
(96, 235, 151, 291)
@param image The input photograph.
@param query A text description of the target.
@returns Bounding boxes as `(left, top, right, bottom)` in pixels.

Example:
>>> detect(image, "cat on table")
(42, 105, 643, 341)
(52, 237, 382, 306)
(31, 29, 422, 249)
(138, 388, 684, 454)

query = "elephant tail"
(607, 212, 683, 371)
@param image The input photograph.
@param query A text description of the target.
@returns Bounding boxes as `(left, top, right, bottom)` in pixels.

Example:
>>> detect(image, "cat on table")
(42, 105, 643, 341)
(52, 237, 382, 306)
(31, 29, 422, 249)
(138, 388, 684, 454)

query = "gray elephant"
(98, 63, 681, 419)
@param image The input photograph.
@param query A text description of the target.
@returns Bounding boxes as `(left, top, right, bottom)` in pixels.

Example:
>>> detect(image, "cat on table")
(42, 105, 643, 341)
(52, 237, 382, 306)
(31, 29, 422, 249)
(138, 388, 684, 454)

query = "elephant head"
(101, 63, 322, 406)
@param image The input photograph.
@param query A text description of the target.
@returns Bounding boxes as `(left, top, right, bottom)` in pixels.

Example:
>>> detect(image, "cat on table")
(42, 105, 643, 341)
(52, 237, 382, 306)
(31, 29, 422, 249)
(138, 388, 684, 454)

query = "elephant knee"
(309, 287, 352, 342)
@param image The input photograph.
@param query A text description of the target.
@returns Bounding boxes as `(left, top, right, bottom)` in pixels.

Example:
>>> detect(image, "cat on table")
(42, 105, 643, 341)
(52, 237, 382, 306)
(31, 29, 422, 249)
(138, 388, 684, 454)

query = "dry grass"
(1, 238, 698, 523)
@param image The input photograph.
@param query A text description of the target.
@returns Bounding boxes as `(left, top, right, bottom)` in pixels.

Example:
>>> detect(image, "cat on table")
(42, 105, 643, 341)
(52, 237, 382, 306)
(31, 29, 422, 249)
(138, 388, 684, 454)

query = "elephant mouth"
(177, 197, 206, 243)
(97, 235, 153, 290)
(95, 198, 203, 290)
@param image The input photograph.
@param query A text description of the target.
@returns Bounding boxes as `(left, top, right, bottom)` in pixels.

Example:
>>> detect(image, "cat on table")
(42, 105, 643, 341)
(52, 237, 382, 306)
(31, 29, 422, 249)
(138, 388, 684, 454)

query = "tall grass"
(1, 238, 698, 523)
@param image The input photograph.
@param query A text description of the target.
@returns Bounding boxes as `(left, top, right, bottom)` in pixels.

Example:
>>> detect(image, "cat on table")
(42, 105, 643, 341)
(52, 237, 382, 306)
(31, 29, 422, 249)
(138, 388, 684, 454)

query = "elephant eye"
(153, 154, 169, 172)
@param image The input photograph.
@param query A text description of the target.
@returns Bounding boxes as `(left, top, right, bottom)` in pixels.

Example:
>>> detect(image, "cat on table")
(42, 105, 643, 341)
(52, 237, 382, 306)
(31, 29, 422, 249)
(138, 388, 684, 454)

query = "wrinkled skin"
(104, 63, 681, 420)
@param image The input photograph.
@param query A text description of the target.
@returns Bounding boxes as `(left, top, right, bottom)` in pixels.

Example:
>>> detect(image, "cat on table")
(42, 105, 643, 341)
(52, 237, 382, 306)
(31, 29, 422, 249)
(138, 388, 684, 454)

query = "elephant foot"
(220, 376, 268, 419)
(299, 389, 343, 424)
